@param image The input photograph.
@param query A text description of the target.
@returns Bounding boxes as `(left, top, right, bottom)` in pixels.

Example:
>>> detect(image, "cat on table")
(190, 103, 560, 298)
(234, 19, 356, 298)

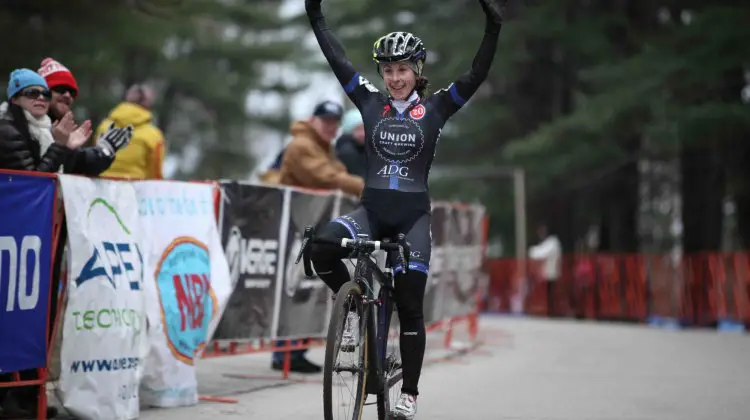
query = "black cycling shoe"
(271, 357, 322, 374)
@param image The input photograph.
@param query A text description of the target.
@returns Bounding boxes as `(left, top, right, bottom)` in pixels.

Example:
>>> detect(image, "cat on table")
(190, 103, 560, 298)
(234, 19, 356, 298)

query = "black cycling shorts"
(317, 206, 431, 275)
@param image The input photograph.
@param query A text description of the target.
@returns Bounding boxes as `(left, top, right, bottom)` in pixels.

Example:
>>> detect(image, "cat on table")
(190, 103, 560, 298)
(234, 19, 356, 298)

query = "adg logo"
(155, 237, 218, 365)
(75, 198, 143, 291)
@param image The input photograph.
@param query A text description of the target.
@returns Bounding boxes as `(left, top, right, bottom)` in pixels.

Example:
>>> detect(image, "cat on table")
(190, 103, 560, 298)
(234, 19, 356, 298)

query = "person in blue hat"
(0, 68, 90, 172)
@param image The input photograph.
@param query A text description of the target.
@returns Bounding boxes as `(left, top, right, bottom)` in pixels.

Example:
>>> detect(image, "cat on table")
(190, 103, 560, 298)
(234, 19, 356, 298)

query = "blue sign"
(155, 237, 217, 365)
(0, 173, 55, 373)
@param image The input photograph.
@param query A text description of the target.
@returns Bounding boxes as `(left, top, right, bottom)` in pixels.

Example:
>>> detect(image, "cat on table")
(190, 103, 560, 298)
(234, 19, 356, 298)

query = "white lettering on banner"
(377, 164, 409, 177)
(244, 279, 272, 288)
(225, 226, 278, 288)
(0, 235, 41, 312)
(139, 195, 212, 217)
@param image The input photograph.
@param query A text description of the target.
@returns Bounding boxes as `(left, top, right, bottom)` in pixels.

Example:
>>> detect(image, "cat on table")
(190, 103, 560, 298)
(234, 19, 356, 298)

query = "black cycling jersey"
(307, 3, 500, 222)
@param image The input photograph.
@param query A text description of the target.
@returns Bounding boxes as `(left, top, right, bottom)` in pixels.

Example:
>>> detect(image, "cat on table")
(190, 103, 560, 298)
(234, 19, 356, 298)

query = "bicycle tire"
(323, 281, 368, 420)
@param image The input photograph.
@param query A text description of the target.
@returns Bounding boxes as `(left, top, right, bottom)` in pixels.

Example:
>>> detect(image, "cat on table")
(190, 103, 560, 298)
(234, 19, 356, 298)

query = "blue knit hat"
(7, 68, 48, 99)
(340, 109, 363, 134)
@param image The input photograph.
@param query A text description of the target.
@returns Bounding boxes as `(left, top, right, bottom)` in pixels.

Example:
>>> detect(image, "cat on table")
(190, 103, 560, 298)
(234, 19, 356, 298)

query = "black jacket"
(334, 134, 366, 179)
(0, 106, 114, 175)
(0, 110, 71, 172)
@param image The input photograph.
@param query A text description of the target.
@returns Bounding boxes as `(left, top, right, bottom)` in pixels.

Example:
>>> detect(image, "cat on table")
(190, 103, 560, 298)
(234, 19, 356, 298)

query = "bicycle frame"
(352, 253, 396, 395)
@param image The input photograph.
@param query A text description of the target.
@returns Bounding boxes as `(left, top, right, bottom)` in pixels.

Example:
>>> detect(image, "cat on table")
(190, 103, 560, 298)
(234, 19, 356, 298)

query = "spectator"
(258, 147, 286, 184)
(96, 83, 165, 180)
(529, 224, 562, 317)
(0, 68, 92, 419)
(38, 57, 132, 175)
(271, 100, 358, 374)
(0, 69, 89, 172)
(334, 108, 366, 179)
(279, 100, 363, 196)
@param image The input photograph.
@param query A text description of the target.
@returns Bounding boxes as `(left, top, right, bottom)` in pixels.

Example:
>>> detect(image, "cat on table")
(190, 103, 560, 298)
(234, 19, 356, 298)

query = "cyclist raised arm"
(305, 0, 381, 109)
(431, 0, 504, 121)
(305, 1, 505, 419)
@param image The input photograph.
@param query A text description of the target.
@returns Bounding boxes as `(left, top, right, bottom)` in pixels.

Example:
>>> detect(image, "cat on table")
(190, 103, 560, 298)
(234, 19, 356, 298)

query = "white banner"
(135, 181, 232, 407)
(58, 175, 147, 420)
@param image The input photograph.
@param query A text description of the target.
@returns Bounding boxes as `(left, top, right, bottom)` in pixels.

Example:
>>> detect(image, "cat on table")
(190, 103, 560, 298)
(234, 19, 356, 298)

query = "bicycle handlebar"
(294, 226, 410, 277)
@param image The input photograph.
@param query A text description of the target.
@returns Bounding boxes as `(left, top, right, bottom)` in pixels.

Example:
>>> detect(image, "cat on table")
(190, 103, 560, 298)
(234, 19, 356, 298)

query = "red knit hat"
(38, 57, 79, 96)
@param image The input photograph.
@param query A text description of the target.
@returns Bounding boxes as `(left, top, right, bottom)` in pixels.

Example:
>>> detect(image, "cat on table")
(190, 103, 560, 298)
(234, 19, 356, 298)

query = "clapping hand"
(51, 112, 77, 145)
(67, 120, 93, 150)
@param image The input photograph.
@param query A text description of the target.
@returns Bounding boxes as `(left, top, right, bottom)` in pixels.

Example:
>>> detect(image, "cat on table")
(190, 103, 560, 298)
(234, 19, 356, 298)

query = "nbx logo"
(75, 242, 143, 291)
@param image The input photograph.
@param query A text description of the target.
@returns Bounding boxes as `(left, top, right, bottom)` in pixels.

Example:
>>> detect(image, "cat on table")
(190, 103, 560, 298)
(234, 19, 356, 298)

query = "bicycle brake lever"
(299, 226, 315, 277)
(294, 226, 314, 265)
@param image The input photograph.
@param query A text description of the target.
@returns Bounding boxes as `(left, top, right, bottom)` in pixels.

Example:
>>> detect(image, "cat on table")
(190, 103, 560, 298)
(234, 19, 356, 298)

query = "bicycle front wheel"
(323, 281, 369, 420)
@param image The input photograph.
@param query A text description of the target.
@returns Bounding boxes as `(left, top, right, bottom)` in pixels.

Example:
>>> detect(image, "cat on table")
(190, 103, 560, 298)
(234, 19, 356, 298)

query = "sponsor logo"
(409, 104, 426, 120)
(69, 357, 140, 373)
(224, 226, 277, 289)
(72, 308, 142, 332)
(376, 164, 413, 182)
(155, 237, 218, 365)
(0, 235, 41, 312)
(371, 118, 425, 163)
(139, 195, 212, 217)
(75, 198, 143, 291)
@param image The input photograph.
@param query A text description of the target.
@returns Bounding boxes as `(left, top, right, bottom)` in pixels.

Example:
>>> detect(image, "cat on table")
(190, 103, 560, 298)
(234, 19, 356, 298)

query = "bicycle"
(295, 226, 411, 420)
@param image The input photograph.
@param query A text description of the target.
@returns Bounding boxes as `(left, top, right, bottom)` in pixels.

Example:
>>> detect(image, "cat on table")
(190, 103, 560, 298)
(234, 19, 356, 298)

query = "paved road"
(57, 316, 750, 419)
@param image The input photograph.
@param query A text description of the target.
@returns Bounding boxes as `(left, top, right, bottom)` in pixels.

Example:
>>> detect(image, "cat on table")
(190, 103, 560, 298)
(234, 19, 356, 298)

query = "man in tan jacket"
(279, 100, 364, 196)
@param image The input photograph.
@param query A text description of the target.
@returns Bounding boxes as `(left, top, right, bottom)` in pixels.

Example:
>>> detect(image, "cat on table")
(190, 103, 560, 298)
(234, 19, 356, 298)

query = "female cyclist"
(306, 0, 505, 418)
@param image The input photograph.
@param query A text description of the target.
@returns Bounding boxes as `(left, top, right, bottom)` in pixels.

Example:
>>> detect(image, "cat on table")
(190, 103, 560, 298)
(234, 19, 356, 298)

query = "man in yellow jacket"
(96, 84, 165, 179)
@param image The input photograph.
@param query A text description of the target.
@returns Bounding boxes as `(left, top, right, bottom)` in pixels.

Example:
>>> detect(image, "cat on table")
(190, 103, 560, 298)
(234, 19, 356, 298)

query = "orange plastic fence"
(484, 252, 750, 327)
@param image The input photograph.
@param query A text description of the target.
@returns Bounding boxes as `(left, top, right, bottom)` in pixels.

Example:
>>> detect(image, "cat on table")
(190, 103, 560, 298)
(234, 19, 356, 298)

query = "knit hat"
(7, 69, 48, 99)
(38, 57, 78, 96)
(340, 109, 364, 134)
